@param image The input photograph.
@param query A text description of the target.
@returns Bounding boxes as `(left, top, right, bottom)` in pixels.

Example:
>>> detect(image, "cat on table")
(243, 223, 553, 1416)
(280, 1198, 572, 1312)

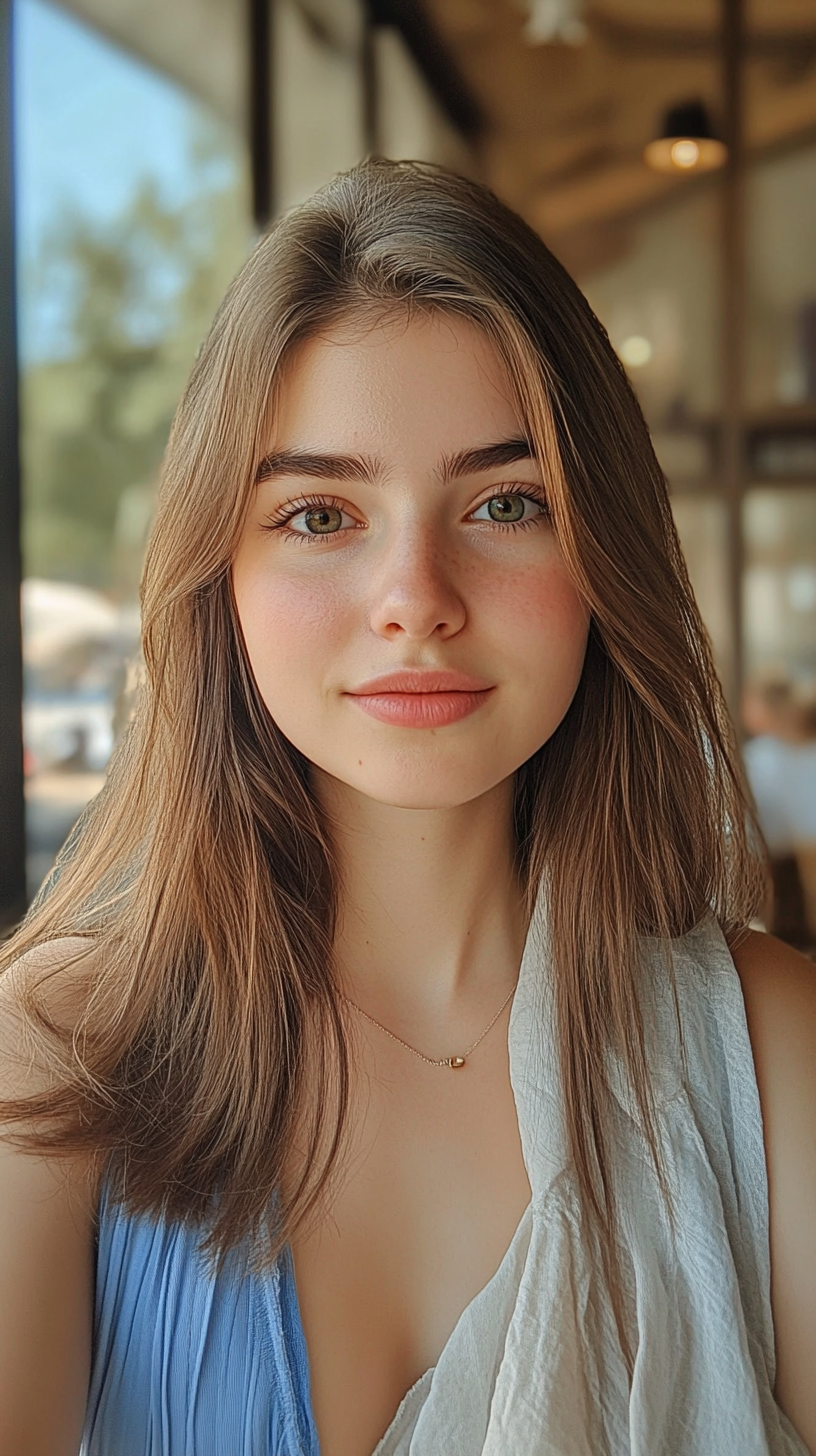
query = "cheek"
(233, 563, 350, 704)
(480, 557, 590, 671)
(519, 580, 590, 762)
(478, 556, 590, 760)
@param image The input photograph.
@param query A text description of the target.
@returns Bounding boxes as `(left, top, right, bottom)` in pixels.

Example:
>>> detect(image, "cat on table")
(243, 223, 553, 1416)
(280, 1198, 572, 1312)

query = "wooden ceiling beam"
(589, 10, 816, 59)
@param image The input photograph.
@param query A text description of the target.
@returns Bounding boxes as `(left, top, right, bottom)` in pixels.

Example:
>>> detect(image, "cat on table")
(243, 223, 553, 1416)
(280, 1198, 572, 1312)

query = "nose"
(367, 522, 467, 642)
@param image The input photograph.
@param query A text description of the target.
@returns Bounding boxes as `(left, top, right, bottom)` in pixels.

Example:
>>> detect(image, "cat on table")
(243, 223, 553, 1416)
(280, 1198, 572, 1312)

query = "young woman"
(1, 159, 814, 1456)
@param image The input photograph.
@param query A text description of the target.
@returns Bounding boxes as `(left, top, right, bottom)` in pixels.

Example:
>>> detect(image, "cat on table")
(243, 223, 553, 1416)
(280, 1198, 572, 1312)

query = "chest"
(290, 1028, 531, 1456)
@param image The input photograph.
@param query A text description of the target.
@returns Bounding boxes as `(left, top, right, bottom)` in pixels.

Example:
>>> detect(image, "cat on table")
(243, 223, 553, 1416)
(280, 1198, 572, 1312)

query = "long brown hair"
(1, 159, 763, 1353)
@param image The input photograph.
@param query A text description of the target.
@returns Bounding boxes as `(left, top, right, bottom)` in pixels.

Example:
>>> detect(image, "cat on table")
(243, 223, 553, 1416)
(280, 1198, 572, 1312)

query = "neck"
(314, 771, 528, 1022)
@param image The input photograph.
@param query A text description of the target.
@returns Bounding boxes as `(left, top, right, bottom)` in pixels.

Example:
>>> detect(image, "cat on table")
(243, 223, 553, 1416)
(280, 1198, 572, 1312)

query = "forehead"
(268, 311, 525, 461)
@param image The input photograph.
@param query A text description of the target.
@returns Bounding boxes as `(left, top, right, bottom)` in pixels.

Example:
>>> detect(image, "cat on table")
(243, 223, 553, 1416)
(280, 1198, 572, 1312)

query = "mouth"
(346, 669, 494, 729)
(349, 669, 493, 695)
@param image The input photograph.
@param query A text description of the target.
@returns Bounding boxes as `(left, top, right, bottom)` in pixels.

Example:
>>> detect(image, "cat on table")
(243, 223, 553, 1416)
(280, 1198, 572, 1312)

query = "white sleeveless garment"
(372, 907, 811, 1456)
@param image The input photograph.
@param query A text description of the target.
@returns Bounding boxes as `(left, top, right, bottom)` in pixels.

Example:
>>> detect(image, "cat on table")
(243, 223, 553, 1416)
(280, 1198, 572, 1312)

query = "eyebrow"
(254, 437, 535, 486)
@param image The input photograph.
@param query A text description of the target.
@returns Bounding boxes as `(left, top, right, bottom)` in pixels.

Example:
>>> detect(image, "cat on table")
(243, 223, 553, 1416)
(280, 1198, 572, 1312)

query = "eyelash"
(478, 486, 550, 533)
(261, 494, 355, 547)
(261, 486, 550, 545)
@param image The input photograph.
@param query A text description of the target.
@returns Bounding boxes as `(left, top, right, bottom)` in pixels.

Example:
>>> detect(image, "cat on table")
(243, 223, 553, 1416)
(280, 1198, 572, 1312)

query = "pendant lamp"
(644, 100, 727, 174)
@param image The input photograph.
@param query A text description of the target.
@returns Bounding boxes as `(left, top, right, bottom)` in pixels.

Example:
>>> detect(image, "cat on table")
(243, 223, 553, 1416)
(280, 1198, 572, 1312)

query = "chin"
(315, 757, 515, 812)
(358, 785, 484, 811)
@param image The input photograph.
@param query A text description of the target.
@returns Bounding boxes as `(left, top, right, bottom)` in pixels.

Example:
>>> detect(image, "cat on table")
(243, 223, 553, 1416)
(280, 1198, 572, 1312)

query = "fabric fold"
(372, 909, 810, 1456)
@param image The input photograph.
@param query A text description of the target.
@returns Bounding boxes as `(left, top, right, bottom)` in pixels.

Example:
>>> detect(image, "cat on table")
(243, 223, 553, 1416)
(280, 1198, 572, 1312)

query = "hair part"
(1, 159, 765, 1365)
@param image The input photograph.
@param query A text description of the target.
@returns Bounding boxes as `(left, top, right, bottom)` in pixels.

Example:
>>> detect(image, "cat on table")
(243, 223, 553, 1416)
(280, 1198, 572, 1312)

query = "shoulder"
(728, 930, 816, 1111)
(729, 925, 816, 1029)
(1, 933, 99, 1025)
(0, 936, 99, 1090)
(0, 932, 99, 1005)
(0, 937, 99, 1454)
(727, 929, 816, 1450)
(0, 932, 102, 1219)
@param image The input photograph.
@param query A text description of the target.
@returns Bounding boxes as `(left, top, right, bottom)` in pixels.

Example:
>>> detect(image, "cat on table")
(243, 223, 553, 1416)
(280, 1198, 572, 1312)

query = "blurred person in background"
(743, 675, 816, 950)
(1, 161, 814, 1456)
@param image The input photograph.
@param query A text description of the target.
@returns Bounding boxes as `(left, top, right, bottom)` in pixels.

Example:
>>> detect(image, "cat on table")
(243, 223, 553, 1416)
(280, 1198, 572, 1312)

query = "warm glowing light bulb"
(619, 335, 653, 368)
(670, 138, 700, 169)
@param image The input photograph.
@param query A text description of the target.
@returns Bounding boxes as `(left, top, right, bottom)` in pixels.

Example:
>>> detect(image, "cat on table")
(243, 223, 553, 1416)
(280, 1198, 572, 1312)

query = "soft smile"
(346, 670, 495, 729)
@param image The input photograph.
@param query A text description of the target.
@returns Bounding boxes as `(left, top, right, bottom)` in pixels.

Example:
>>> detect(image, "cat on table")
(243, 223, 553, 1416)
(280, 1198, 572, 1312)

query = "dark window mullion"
(249, 0, 274, 229)
(0, 0, 26, 931)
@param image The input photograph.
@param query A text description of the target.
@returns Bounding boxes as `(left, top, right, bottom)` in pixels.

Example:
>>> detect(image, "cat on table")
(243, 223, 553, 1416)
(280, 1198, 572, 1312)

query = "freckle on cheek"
(482, 568, 582, 629)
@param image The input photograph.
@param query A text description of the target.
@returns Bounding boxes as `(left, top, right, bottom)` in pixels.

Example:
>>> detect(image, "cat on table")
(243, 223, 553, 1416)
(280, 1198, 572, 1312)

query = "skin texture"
(729, 930, 816, 1454)
(0, 313, 813, 1456)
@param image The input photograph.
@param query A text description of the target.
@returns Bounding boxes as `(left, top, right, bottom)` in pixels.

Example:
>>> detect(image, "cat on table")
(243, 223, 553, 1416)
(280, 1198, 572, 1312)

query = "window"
(15, 0, 251, 894)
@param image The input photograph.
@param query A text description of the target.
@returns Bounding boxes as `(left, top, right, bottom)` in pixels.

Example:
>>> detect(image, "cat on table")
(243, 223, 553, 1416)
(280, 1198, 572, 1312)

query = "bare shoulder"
(0, 935, 99, 1455)
(1, 933, 98, 1026)
(728, 931, 816, 1161)
(729, 924, 816, 1012)
(728, 929, 816, 1451)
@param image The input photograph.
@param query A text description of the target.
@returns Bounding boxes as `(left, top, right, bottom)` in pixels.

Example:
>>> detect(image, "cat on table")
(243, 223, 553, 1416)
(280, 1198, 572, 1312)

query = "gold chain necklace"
(340, 983, 517, 1069)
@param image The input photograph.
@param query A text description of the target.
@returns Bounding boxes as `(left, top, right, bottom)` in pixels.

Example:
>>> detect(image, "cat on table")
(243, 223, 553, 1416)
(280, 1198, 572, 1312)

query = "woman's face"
(232, 311, 590, 810)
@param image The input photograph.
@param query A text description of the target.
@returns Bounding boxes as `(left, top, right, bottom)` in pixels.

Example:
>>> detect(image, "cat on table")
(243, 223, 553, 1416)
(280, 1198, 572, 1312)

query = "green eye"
(301, 506, 344, 534)
(486, 494, 526, 522)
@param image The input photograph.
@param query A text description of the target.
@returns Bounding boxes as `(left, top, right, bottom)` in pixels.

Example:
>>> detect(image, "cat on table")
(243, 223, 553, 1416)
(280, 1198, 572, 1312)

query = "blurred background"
(1, 0, 815, 942)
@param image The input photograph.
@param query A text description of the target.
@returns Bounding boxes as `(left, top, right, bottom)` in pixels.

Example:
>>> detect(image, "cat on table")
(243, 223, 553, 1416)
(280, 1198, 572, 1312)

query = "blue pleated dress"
(81, 1190, 319, 1456)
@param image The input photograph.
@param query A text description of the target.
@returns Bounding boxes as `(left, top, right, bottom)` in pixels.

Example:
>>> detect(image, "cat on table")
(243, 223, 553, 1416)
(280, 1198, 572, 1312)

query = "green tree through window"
(22, 119, 249, 596)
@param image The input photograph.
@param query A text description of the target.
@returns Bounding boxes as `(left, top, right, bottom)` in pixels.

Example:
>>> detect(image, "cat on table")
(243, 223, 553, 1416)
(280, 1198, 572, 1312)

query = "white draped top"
(372, 909, 810, 1456)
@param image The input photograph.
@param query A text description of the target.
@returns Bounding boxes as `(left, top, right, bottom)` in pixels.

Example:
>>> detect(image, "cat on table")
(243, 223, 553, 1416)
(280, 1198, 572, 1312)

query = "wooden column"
(721, 0, 746, 720)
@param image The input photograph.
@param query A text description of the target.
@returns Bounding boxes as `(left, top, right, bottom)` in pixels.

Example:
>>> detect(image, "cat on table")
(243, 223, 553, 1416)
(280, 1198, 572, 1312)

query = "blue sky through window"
(13, 0, 227, 360)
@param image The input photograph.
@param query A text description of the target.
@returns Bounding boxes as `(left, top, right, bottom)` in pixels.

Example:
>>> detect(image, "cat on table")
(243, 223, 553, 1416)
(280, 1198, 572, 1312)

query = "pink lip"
(347, 670, 494, 729)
